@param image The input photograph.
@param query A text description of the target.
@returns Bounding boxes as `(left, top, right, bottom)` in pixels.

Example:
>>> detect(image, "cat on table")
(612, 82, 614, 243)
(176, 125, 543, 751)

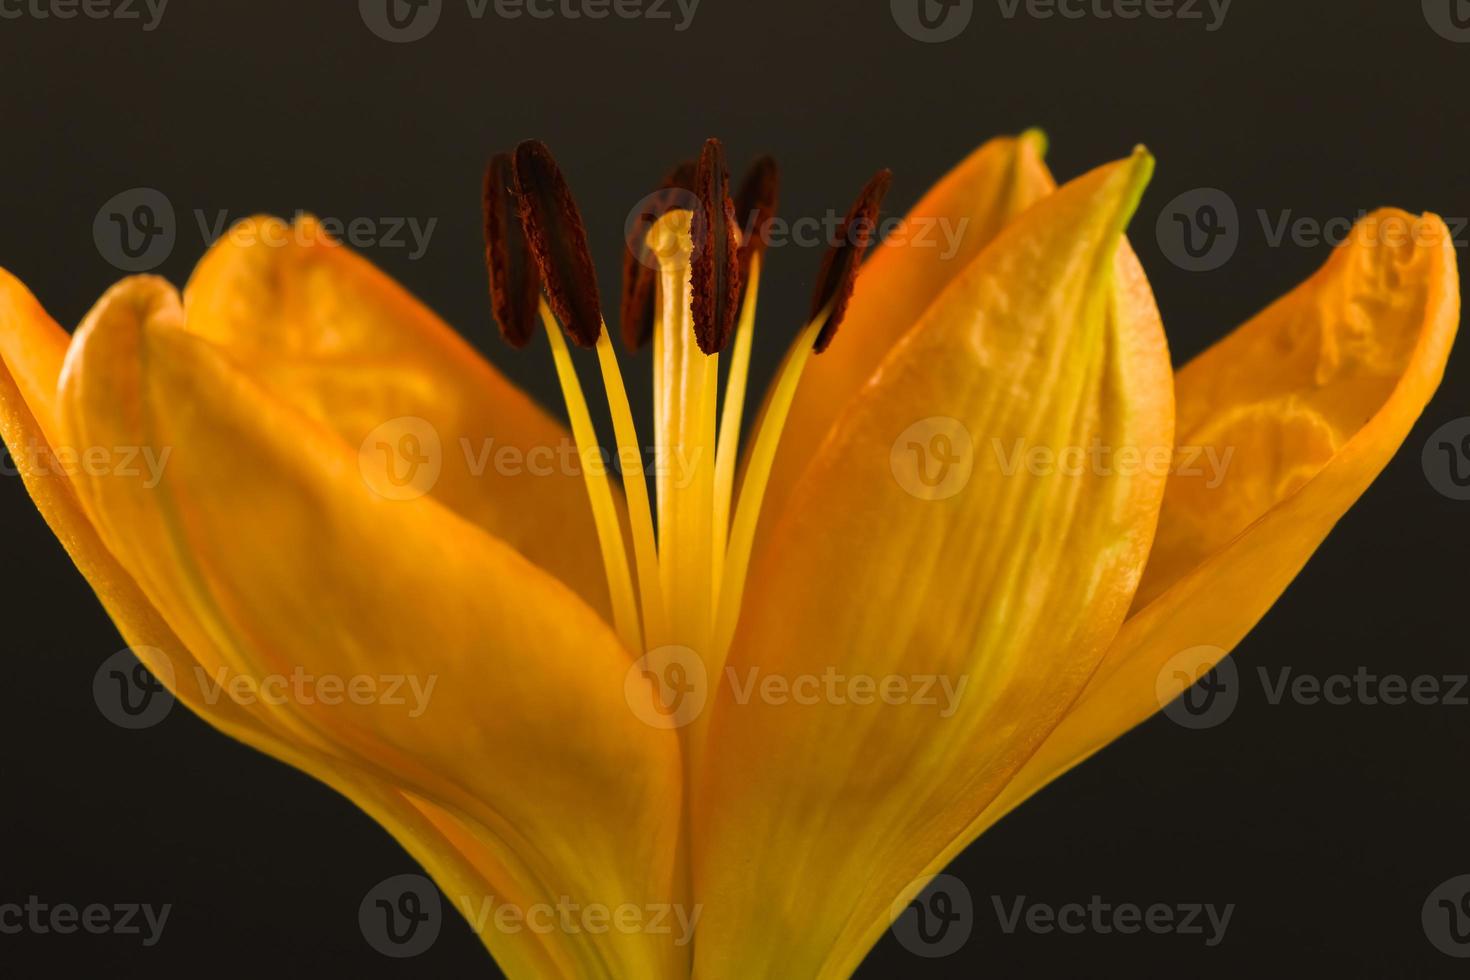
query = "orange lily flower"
(0, 131, 1457, 978)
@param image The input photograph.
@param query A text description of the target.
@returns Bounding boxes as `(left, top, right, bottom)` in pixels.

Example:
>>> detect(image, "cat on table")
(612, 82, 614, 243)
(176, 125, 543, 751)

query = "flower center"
(484, 138, 889, 684)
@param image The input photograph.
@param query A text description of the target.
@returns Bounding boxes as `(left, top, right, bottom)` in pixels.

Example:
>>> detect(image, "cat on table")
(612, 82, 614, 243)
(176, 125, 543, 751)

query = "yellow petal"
(760, 131, 1056, 529)
(694, 151, 1172, 978)
(57, 276, 688, 979)
(0, 268, 575, 976)
(183, 215, 612, 617)
(979, 209, 1460, 830)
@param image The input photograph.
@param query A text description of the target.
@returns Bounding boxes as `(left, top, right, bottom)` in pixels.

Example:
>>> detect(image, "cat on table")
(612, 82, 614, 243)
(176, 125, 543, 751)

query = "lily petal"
(695, 152, 1173, 978)
(0, 268, 586, 976)
(761, 131, 1056, 529)
(978, 209, 1461, 829)
(183, 216, 611, 616)
(56, 276, 687, 979)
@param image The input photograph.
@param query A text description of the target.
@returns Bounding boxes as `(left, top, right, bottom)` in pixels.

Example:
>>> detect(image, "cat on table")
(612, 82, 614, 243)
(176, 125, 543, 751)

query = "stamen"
(481, 137, 889, 684)
(710, 251, 765, 608)
(733, 154, 779, 305)
(620, 160, 695, 352)
(594, 329, 667, 645)
(713, 156, 779, 598)
(713, 301, 831, 663)
(690, 139, 741, 355)
(482, 153, 541, 349)
(539, 300, 643, 655)
(512, 140, 603, 348)
(808, 169, 892, 352)
(711, 166, 886, 660)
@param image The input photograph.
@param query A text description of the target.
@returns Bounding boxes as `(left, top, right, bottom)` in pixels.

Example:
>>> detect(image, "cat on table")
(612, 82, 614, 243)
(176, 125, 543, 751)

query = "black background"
(1, 0, 1467, 975)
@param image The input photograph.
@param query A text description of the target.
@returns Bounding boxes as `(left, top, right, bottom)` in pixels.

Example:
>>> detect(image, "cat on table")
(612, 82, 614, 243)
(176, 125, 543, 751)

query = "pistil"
(484, 139, 891, 701)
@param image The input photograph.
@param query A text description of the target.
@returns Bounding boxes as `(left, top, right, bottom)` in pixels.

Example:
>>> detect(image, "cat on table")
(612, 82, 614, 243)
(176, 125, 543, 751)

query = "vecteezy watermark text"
(892, 0, 1228, 43)
(995, 0, 1230, 30)
(991, 895, 1234, 946)
(359, 415, 706, 502)
(358, 0, 699, 43)
(625, 190, 971, 269)
(93, 189, 439, 272)
(0, 897, 171, 946)
(991, 438, 1233, 488)
(358, 873, 701, 959)
(195, 666, 439, 718)
(1, 437, 170, 488)
(625, 646, 969, 729)
(0, 0, 167, 30)
(1157, 190, 1469, 272)
(458, 895, 701, 946)
(888, 874, 1234, 957)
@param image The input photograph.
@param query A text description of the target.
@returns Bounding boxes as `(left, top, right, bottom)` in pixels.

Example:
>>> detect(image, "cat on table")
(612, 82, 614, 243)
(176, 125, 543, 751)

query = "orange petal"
(183, 215, 612, 617)
(57, 276, 687, 978)
(760, 132, 1056, 531)
(694, 152, 1171, 978)
(0, 268, 579, 976)
(981, 208, 1460, 833)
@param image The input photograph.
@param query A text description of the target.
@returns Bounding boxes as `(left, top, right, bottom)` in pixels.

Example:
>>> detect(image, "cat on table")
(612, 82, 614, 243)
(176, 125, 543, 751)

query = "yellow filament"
(712, 306, 831, 664)
(710, 253, 762, 612)
(594, 328, 666, 647)
(540, 302, 642, 655)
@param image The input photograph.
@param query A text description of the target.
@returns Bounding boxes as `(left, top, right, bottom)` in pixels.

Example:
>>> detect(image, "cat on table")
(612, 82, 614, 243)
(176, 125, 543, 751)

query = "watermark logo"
(94, 187, 175, 272)
(890, 873, 974, 957)
(1423, 875, 1470, 957)
(1157, 195, 1466, 271)
(1423, 417, 1470, 501)
(93, 194, 439, 269)
(891, 417, 975, 501)
(359, 416, 443, 501)
(1424, 0, 1470, 43)
(1156, 645, 1236, 729)
(1155, 187, 1237, 272)
(360, 874, 442, 957)
(625, 645, 708, 729)
(93, 647, 174, 730)
(891, 0, 974, 43)
(360, 0, 442, 42)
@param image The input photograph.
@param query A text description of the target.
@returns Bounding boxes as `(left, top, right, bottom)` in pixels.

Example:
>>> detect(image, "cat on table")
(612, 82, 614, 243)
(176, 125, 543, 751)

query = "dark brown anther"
(690, 138, 741, 355)
(734, 155, 779, 302)
(511, 139, 603, 348)
(620, 159, 695, 351)
(809, 169, 892, 353)
(482, 153, 542, 349)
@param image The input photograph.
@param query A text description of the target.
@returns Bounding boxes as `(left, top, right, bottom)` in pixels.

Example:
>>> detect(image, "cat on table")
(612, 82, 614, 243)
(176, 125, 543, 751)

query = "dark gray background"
(1, 0, 1467, 975)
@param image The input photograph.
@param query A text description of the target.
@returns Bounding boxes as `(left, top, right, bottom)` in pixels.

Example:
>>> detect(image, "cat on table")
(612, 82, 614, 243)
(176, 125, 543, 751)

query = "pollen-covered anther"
(690, 138, 742, 355)
(511, 139, 604, 348)
(482, 152, 542, 349)
(620, 159, 696, 351)
(809, 168, 892, 352)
